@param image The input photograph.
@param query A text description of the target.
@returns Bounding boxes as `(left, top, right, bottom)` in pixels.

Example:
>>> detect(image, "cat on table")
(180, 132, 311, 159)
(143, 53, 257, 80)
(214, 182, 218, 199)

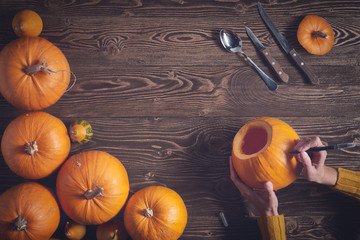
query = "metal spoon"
(220, 29, 278, 91)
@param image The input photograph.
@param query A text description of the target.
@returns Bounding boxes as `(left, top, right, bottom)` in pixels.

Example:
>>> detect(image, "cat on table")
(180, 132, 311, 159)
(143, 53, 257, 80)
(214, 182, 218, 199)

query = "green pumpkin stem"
(24, 140, 38, 155)
(84, 182, 104, 200)
(13, 216, 28, 231)
(312, 31, 328, 39)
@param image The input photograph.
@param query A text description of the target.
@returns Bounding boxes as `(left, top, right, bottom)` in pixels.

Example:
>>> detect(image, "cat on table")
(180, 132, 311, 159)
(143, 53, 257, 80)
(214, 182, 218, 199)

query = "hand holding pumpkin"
(294, 137, 338, 186)
(230, 157, 279, 217)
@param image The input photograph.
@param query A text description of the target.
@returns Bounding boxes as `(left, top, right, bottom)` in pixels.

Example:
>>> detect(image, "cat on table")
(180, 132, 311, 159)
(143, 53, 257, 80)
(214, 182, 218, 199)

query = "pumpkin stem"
(84, 182, 104, 200)
(144, 208, 154, 218)
(24, 140, 38, 155)
(24, 60, 58, 77)
(13, 216, 28, 231)
(111, 229, 118, 240)
(65, 221, 71, 236)
(312, 31, 328, 39)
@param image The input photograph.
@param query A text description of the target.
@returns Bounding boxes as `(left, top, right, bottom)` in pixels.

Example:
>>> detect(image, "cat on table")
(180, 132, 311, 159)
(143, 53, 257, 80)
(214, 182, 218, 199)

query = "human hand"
(294, 136, 338, 186)
(229, 157, 279, 217)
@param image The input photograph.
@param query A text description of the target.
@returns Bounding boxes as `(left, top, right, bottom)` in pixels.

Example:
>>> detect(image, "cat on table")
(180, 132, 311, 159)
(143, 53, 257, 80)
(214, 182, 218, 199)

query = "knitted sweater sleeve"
(257, 214, 286, 240)
(332, 168, 360, 200)
(256, 168, 359, 240)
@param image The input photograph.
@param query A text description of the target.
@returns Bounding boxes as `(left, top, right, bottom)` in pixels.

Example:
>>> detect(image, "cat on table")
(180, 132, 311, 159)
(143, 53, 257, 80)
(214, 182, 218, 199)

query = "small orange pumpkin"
(232, 117, 302, 190)
(12, 9, 43, 37)
(69, 120, 93, 144)
(56, 151, 129, 225)
(65, 220, 86, 240)
(124, 186, 187, 240)
(297, 15, 334, 55)
(1, 111, 70, 179)
(96, 219, 127, 240)
(0, 37, 70, 110)
(0, 182, 60, 240)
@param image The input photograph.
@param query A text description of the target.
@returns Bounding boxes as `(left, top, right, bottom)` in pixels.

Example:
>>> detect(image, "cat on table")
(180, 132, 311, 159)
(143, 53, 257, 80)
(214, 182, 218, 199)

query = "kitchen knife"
(257, 1, 319, 85)
(289, 142, 356, 154)
(245, 26, 289, 83)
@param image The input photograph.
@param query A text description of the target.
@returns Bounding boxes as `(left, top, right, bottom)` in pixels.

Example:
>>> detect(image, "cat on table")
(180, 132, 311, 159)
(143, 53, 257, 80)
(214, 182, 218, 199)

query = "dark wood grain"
(0, 0, 359, 239)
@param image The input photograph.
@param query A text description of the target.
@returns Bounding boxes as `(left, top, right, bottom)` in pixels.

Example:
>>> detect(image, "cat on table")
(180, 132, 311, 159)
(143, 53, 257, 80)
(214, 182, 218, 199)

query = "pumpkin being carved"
(0, 37, 70, 110)
(297, 15, 334, 55)
(56, 151, 129, 225)
(1, 111, 70, 179)
(232, 117, 302, 190)
(0, 182, 60, 240)
(124, 186, 187, 240)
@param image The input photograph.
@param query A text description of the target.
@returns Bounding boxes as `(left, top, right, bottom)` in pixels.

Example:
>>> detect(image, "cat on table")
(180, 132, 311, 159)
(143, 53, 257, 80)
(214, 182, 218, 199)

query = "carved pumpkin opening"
(242, 127, 268, 155)
(233, 120, 272, 159)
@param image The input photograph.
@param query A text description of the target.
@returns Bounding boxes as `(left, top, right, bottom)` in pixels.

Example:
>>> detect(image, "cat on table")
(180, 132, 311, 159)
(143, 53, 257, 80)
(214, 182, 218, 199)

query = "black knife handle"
(260, 48, 289, 83)
(289, 49, 319, 85)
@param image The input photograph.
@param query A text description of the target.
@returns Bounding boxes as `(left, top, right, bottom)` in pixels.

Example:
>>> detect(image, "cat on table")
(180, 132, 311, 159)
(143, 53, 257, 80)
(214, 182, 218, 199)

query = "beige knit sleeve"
(333, 168, 360, 200)
(257, 215, 286, 240)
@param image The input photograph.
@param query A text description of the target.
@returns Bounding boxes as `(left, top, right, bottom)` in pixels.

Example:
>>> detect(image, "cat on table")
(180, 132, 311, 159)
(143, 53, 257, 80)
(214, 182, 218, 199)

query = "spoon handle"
(243, 53, 278, 91)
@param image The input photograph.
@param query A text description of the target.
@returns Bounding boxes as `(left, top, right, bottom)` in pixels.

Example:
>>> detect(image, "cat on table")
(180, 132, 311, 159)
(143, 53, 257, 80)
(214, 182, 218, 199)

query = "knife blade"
(257, 1, 319, 85)
(245, 26, 289, 83)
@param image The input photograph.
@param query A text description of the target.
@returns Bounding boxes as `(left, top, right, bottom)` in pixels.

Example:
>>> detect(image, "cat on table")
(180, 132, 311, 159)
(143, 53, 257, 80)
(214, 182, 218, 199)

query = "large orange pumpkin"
(1, 111, 70, 179)
(232, 117, 302, 190)
(0, 182, 60, 240)
(56, 151, 129, 225)
(124, 186, 187, 240)
(0, 36, 70, 110)
(297, 15, 334, 55)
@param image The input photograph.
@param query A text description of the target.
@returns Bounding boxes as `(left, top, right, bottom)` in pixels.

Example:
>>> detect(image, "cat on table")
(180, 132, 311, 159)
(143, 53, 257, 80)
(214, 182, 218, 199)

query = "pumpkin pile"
(0, 10, 188, 240)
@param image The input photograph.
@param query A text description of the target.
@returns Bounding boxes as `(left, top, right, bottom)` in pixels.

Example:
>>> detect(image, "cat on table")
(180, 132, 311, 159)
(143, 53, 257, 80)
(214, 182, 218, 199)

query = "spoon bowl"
(220, 29, 278, 91)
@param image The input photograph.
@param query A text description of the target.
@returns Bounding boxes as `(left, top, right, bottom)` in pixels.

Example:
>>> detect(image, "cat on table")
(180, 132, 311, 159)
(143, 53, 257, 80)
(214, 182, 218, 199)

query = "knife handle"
(289, 49, 319, 85)
(260, 48, 289, 83)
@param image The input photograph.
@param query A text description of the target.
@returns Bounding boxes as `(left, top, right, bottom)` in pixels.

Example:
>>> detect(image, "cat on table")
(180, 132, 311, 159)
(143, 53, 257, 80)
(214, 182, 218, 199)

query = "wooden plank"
(0, 15, 359, 67)
(1, 65, 359, 118)
(0, 0, 359, 239)
(0, 0, 359, 18)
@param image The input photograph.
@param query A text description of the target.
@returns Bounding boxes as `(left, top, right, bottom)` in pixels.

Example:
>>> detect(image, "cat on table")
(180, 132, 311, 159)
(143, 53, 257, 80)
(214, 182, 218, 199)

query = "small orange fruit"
(69, 120, 93, 144)
(12, 9, 43, 37)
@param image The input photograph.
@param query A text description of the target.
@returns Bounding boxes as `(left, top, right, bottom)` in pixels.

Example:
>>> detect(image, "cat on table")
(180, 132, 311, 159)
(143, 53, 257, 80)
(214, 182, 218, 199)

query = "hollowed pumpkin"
(232, 117, 301, 190)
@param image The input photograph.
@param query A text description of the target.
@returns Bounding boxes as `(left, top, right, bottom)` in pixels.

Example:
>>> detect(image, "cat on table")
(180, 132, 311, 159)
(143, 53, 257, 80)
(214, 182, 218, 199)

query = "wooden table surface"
(0, 0, 359, 239)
